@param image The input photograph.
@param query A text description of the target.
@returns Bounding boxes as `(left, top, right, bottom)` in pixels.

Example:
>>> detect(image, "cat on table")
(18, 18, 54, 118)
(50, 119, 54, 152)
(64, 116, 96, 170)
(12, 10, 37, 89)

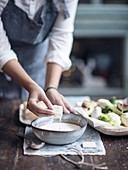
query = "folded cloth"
(23, 125, 105, 156)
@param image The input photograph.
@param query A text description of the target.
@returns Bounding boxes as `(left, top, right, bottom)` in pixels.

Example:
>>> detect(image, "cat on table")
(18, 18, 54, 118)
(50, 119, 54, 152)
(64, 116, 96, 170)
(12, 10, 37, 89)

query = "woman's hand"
(27, 84, 54, 117)
(44, 63, 74, 114)
(45, 88, 74, 114)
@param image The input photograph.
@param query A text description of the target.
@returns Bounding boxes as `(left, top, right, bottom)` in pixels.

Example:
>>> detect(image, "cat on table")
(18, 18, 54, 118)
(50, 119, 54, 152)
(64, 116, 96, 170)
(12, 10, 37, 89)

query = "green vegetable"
(102, 106, 112, 114)
(98, 115, 110, 123)
(109, 96, 117, 106)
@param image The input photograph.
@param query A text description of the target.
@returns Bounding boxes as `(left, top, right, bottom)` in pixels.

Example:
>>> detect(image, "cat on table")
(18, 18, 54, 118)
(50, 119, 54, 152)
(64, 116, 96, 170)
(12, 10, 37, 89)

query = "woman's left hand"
(45, 89, 74, 114)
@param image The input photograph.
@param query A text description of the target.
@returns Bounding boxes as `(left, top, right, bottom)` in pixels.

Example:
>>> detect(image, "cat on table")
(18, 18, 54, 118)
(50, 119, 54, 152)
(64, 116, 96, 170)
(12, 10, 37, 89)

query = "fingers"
(61, 97, 75, 114)
(27, 99, 54, 117)
(46, 90, 74, 114)
(61, 102, 74, 114)
(62, 104, 70, 114)
(40, 96, 53, 110)
(54, 94, 74, 114)
(64, 102, 75, 113)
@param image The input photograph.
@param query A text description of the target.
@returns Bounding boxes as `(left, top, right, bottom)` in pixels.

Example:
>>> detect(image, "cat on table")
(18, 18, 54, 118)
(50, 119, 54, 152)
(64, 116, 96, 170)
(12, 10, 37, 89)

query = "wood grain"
(0, 99, 128, 170)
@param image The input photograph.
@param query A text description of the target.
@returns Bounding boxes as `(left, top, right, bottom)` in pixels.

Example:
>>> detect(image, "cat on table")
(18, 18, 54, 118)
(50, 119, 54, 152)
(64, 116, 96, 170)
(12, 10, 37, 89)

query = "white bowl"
(31, 113, 87, 145)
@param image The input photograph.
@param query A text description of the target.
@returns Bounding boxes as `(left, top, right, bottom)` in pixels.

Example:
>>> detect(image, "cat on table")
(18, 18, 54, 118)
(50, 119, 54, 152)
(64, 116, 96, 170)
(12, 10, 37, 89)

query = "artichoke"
(97, 99, 123, 116)
(120, 113, 128, 126)
(117, 103, 128, 112)
(82, 100, 96, 116)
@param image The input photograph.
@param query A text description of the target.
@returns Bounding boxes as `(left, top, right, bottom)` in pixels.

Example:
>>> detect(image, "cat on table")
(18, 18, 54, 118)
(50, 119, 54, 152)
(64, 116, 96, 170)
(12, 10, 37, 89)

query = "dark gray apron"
(0, 0, 59, 100)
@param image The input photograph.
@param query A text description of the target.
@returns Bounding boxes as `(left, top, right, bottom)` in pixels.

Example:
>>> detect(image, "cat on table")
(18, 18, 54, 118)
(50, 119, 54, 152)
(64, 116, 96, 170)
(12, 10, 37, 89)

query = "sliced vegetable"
(82, 100, 96, 116)
(117, 103, 128, 112)
(98, 99, 123, 116)
(120, 113, 128, 126)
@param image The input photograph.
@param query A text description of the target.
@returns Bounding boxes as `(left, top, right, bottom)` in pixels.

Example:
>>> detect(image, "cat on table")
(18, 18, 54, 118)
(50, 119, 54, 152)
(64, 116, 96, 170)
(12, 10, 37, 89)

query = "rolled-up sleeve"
(0, 1, 17, 71)
(45, 0, 78, 71)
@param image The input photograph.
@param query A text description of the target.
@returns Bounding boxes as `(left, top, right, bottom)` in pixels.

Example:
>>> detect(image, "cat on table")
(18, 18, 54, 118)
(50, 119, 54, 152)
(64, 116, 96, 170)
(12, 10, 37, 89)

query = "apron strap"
(9, 0, 70, 19)
(63, 0, 70, 18)
(9, 0, 14, 2)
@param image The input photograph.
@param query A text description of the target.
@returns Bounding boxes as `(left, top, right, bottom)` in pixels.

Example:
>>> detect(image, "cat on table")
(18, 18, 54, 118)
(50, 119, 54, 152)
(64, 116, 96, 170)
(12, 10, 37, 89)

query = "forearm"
(45, 63, 74, 114)
(2, 59, 37, 92)
(45, 62, 62, 89)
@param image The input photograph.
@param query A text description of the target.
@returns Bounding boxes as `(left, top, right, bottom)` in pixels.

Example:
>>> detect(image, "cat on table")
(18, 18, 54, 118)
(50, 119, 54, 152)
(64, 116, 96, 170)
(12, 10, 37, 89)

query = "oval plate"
(74, 106, 128, 136)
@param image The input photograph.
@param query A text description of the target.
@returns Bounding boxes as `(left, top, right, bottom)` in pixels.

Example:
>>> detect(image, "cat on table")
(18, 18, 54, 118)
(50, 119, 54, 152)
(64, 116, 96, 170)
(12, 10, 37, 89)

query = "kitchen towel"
(23, 125, 106, 156)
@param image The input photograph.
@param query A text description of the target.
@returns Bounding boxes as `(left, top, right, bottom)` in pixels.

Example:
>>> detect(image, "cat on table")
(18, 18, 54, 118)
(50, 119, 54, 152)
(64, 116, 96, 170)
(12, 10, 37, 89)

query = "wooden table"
(0, 99, 128, 170)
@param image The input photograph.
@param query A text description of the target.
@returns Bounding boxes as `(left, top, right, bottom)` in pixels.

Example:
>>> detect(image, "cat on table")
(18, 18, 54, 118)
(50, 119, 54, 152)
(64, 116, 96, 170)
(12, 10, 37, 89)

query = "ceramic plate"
(83, 114, 128, 136)
(19, 104, 32, 125)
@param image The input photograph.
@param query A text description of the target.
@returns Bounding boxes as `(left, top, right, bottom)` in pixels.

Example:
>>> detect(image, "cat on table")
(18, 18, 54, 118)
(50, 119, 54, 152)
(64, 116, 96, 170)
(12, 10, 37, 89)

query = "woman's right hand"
(27, 83, 54, 117)
(2, 59, 54, 117)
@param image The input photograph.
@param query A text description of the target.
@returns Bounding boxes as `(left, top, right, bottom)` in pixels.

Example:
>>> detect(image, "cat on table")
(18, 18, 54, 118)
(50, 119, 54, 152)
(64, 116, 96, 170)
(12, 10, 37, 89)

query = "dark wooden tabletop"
(0, 99, 128, 170)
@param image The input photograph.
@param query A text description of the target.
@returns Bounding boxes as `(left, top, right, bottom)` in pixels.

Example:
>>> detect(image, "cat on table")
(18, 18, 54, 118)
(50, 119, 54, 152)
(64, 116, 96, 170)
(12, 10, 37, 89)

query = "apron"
(0, 0, 69, 100)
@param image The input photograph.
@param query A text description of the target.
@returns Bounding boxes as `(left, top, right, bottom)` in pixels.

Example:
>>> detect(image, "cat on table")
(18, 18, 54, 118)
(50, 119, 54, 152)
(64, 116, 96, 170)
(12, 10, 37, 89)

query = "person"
(0, 0, 78, 117)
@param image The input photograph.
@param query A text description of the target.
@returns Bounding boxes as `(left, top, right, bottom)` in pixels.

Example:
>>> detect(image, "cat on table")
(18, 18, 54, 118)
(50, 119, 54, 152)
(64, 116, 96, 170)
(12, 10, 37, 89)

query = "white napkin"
(74, 107, 112, 128)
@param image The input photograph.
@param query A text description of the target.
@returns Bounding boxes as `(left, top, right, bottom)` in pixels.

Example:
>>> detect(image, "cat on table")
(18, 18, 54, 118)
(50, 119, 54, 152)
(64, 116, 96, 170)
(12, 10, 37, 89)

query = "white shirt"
(0, 0, 78, 71)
